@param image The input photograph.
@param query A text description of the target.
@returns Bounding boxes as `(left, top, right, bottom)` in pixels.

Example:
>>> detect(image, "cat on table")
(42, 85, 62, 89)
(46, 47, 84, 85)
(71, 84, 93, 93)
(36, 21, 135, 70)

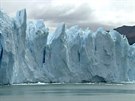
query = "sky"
(0, 0, 135, 32)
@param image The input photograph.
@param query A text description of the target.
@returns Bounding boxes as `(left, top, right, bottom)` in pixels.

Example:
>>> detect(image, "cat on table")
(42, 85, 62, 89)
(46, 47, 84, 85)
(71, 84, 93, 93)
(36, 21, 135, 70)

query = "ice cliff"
(0, 9, 135, 85)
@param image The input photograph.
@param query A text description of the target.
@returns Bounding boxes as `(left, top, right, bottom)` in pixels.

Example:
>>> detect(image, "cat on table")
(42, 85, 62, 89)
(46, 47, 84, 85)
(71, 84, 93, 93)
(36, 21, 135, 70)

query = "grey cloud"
(29, 3, 112, 31)
(1, 0, 134, 32)
(74, 22, 114, 31)
(1, 0, 113, 31)
(29, 3, 93, 21)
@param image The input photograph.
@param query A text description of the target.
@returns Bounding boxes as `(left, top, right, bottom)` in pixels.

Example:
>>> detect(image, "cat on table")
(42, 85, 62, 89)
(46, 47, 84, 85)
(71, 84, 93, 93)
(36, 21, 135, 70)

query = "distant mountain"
(114, 25, 135, 45)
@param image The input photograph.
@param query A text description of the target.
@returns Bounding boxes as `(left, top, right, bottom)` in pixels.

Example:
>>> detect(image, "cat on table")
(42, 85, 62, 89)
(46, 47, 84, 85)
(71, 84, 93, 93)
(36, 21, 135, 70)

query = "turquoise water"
(0, 83, 135, 101)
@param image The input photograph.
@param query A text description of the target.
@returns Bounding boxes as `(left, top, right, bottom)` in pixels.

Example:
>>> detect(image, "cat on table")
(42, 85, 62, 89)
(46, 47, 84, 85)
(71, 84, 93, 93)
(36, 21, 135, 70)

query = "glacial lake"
(0, 83, 135, 101)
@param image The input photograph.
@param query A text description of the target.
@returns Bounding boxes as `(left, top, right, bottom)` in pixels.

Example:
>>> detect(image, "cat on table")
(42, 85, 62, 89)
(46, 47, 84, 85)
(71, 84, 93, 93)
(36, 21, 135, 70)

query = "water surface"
(0, 83, 135, 101)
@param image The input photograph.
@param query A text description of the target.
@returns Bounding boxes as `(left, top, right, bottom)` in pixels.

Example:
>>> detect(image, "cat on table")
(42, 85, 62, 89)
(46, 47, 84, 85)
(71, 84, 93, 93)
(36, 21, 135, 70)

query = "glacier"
(0, 9, 135, 85)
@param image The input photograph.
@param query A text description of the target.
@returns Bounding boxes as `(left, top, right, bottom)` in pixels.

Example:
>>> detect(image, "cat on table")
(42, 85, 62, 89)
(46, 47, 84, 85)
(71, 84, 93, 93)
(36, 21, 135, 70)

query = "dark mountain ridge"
(115, 25, 135, 45)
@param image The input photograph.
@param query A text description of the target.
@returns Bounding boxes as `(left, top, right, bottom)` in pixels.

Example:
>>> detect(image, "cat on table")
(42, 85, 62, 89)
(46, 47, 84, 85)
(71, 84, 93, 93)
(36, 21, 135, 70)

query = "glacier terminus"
(0, 9, 135, 85)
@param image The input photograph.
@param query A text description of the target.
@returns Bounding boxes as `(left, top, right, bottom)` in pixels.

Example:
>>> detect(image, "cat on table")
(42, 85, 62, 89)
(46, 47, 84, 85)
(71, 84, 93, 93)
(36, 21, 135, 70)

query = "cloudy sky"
(1, 0, 135, 31)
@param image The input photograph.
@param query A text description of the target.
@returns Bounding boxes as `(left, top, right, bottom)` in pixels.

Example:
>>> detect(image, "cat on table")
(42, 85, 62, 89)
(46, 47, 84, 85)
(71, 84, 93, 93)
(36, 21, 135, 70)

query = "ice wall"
(0, 9, 135, 85)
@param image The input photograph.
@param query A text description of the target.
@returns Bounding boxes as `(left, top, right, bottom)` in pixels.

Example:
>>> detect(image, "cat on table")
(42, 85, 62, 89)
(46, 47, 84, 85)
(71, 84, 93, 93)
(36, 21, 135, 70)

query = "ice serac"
(0, 9, 49, 84)
(12, 10, 49, 83)
(0, 9, 135, 85)
(44, 23, 72, 82)
(0, 10, 14, 84)
(12, 9, 27, 83)
(25, 19, 49, 83)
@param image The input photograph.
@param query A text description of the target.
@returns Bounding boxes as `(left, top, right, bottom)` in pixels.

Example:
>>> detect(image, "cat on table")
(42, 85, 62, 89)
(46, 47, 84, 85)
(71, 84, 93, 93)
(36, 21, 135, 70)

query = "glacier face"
(0, 9, 135, 85)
